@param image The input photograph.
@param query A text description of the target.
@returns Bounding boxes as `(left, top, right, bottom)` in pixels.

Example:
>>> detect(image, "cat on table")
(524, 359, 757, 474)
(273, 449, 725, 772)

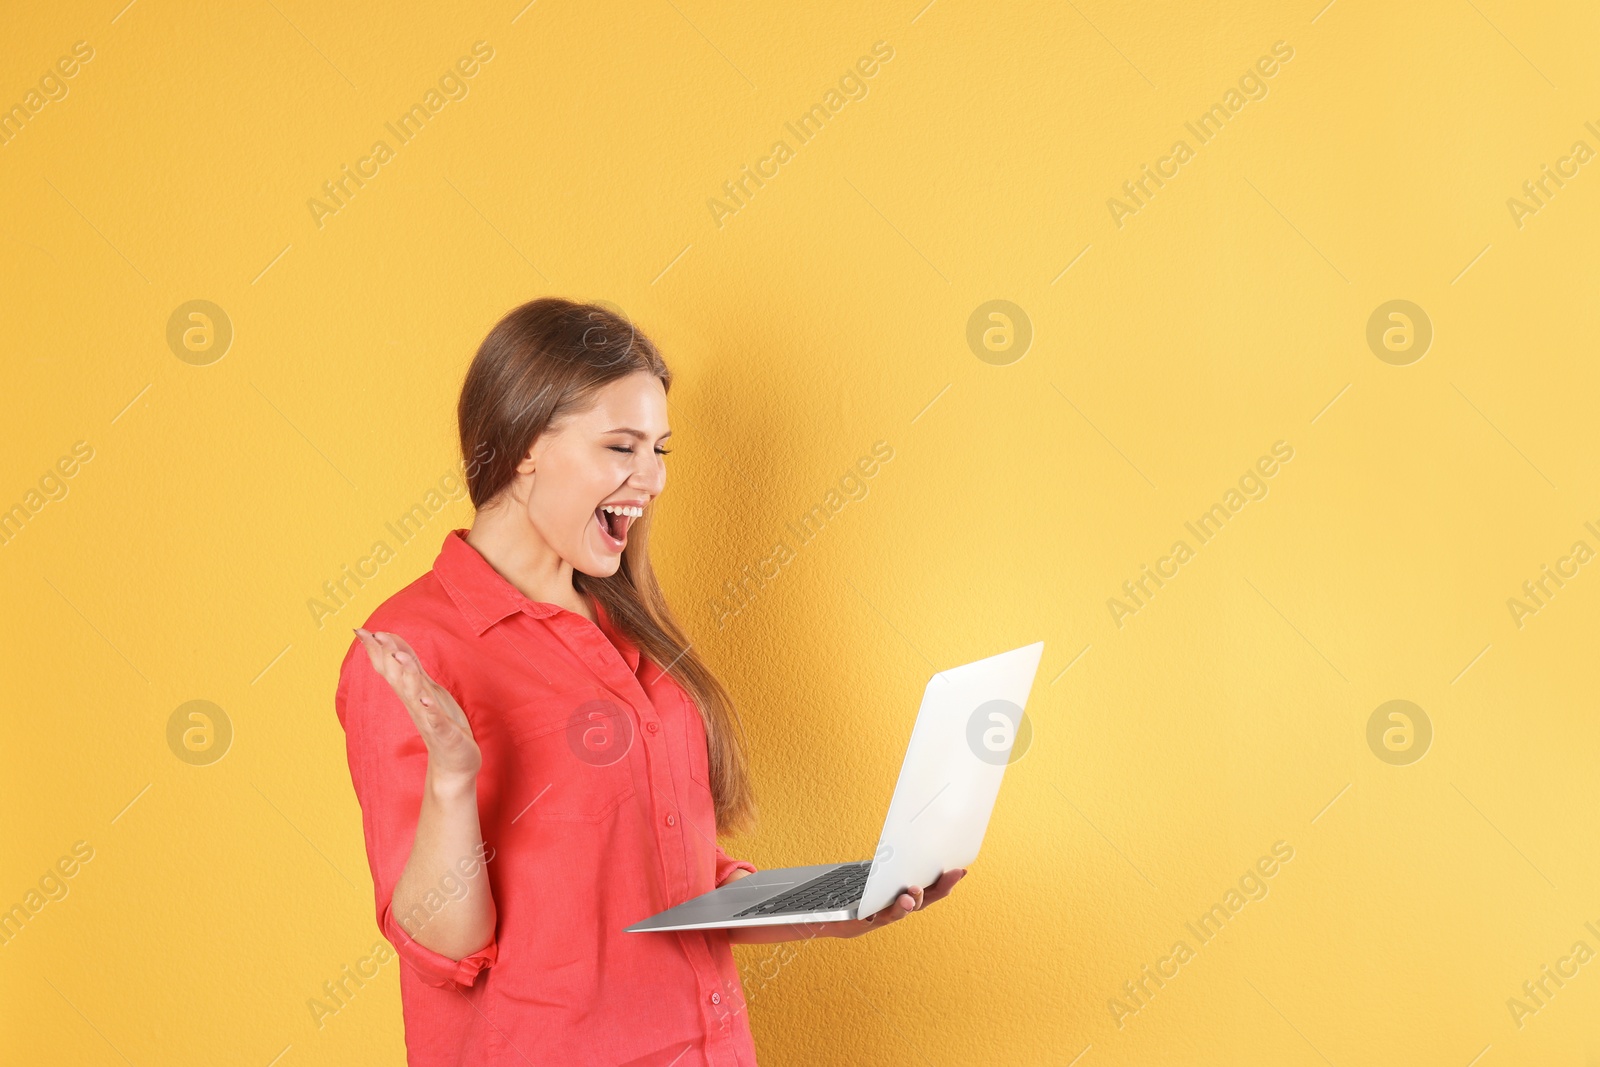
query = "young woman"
(334, 298, 966, 1066)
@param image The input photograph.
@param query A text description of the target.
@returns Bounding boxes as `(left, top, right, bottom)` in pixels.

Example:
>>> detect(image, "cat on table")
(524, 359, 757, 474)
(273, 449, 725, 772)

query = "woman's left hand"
(721, 868, 967, 942)
(823, 868, 966, 939)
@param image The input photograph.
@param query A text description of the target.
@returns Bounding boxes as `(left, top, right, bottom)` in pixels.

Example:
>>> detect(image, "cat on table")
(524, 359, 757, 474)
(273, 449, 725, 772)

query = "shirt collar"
(434, 529, 558, 634)
(433, 529, 642, 673)
(595, 598, 641, 673)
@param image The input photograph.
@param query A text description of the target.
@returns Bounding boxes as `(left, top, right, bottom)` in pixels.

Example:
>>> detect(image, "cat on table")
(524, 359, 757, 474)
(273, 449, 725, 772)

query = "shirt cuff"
(380, 899, 497, 989)
(715, 849, 758, 887)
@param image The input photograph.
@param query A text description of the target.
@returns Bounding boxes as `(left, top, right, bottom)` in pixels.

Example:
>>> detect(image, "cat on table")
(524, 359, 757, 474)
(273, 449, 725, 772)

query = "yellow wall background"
(4, 0, 1599, 1063)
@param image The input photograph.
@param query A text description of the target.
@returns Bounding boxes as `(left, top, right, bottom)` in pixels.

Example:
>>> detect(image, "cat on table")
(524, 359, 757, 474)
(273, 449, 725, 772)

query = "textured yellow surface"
(3, 0, 1598, 1064)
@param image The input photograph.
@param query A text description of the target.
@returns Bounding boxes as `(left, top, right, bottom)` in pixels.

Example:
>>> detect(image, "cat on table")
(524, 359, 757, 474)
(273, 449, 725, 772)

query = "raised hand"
(354, 628, 481, 784)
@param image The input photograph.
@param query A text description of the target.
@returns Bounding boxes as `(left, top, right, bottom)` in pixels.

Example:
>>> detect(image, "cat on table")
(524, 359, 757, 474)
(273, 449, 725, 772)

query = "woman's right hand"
(354, 627, 482, 785)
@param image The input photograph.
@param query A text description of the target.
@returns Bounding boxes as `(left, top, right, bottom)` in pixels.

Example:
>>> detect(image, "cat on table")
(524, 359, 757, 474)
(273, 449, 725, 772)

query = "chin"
(574, 553, 624, 578)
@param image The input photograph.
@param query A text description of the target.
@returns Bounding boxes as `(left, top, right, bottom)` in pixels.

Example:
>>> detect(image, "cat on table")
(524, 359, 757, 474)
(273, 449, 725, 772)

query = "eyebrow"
(604, 427, 672, 440)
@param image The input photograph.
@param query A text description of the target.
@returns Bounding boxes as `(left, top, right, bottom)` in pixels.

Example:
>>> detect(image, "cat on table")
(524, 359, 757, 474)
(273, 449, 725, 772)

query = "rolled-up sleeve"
(334, 635, 497, 989)
(380, 898, 497, 988)
(714, 844, 757, 887)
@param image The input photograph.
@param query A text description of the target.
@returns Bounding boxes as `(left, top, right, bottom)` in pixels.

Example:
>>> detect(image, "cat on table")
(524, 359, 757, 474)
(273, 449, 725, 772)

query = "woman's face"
(520, 371, 670, 577)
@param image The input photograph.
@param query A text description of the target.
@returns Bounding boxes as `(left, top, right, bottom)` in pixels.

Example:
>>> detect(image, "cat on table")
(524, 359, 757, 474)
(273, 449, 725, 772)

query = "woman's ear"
(514, 443, 538, 476)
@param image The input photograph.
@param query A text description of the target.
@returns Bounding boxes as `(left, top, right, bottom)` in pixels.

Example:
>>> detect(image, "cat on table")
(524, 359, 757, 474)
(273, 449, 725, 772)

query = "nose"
(630, 450, 666, 496)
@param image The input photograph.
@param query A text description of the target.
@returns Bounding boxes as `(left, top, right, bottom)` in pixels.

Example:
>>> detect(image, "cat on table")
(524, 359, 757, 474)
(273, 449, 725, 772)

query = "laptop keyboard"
(731, 861, 873, 918)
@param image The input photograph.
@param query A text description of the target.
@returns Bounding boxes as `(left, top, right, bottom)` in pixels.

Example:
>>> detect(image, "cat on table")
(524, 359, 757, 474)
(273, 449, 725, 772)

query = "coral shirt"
(334, 528, 760, 1066)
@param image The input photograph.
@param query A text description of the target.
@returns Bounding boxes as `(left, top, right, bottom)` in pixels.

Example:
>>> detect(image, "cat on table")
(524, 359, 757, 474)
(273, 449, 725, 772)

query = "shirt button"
(666, 813, 676, 827)
(710, 992, 721, 1005)
(646, 721, 659, 734)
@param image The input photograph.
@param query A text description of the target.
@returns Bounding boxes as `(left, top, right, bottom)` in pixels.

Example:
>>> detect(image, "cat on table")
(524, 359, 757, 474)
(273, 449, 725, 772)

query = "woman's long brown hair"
(457, 297, 756, 834)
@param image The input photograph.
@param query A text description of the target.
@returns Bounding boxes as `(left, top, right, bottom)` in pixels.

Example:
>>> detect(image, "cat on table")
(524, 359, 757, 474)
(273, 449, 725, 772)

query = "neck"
(465, 502, 591, 619)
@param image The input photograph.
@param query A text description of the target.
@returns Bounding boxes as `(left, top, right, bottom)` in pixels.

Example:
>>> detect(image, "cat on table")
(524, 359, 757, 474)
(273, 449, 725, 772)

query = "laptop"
(624, 640, 1044, 933)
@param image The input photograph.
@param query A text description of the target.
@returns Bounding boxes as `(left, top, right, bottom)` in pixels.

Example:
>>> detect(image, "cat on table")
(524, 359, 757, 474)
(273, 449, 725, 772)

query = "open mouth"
(593, 504, 639, 551)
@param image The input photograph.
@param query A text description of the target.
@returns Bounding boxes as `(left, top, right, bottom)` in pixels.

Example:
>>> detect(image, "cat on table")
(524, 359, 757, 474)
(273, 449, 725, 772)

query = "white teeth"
(601, 504, 643, 517)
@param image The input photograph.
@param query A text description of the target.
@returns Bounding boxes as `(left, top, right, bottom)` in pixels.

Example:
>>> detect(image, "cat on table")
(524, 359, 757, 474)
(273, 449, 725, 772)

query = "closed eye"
(609, 446, 672, 455)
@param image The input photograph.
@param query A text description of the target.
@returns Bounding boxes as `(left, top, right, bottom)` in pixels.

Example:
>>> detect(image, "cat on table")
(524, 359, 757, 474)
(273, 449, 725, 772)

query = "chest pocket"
(504, 685, 638, 822)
